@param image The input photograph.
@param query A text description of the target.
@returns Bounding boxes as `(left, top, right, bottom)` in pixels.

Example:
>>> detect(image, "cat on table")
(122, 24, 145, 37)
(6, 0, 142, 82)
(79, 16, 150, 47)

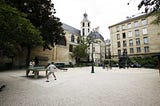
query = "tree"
(41, 16, 65, 50)
(5, 0, 65, 50)
(0, 1, 43, 66)
(72, 44, 89, 63)
(138, 0, 160, 13)
(138, 0, 160, 24)
(71, 35, 93, 63)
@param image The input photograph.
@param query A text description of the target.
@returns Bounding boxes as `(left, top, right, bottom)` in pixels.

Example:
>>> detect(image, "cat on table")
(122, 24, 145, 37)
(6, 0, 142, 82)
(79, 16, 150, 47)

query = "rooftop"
(88, 31, 104, 41)
(62, 23, 80, 35)
(108, 13, 149, 28)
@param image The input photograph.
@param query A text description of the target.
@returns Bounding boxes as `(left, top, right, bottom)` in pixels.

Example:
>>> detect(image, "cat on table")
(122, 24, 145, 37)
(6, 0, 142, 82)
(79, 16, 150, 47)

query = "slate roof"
(62, 23, 80, 36)
(88, 31, 104, 41)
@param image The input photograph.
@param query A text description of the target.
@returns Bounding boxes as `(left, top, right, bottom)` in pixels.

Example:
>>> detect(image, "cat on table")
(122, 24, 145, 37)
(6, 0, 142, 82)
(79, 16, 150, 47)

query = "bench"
(26, 66, 48, 79)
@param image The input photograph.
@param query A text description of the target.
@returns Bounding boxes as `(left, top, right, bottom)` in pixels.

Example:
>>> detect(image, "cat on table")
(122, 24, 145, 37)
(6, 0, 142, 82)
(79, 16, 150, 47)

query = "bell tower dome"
(80, 13, 91, 37)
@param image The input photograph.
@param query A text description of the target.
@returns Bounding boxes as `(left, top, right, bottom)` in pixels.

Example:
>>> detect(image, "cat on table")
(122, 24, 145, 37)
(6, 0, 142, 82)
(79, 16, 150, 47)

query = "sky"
(53, 0, 144, 39)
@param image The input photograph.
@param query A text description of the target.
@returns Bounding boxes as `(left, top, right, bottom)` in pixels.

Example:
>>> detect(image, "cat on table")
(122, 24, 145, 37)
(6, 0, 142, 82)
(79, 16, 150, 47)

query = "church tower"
(80, 13, 91, 37)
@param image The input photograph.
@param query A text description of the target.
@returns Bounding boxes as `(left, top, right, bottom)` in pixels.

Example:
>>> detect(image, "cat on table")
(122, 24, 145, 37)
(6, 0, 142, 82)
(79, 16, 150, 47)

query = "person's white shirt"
(47, 64, 57, 72)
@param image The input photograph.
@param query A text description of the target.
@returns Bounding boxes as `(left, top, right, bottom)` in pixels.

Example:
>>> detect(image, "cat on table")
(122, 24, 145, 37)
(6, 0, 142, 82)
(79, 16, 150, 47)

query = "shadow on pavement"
(21, 75, 46, 80)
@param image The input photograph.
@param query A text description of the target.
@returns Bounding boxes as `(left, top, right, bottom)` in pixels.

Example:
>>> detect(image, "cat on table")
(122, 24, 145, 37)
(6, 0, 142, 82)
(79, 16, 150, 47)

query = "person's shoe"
(55, 79, 57, 80)
(46, 80, 49, 82)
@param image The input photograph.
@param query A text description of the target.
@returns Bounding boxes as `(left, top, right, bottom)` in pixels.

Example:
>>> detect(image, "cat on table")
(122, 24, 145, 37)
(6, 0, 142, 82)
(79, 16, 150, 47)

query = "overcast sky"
(53, 0, 143, 39)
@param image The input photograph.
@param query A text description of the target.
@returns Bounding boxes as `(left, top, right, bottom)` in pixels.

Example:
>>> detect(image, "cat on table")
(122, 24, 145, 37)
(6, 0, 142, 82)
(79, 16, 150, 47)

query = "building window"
(142, 28, 148, 35)
(128, 23, 131, 29)
(130, 48, 134, 53)
(117, 41, 121, 48)
(123, 40, 127, 47)
(116, 26, 120, 32)
(122, 25, 126, 30)
(136, 47, 141, 53)
(136, 38, 140, 45)
(77, 37, 80, 44)
(88, 23, 90, 27)
(88, 28, 90, 33)
(143, 37, 149, 44)
(117, 34, 120, 40)
(56, 36, 66, 46)
(128, 31, 132, 37)
(71, 35, 74, 42)
(69, 45, 73, 52)
(93, 47, 95, 52)
(83, 22, 85, 27)
(135, 29, 139, 36)
(134, 21, 139, 27)
(122, 33, 126, 39)
(123, 49, 127, 55)
(129, 39, 133, 46)
(144, 46, 149, 53)
(142, 19, 147, 25)
(118, 49, 121, 56)
(82, 29, 85, 36)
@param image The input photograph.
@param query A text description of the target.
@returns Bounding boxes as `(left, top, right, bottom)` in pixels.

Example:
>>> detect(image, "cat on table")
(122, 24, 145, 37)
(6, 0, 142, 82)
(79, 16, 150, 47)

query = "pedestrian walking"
(46, 62, 57, 82)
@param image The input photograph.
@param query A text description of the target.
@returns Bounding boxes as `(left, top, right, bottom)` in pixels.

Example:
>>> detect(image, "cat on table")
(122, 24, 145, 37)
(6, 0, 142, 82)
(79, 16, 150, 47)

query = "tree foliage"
(130, 56, 158, 68)
(41, 16, 65, 50)
(0, 1, 42, 57)
(137, 0, 160, 24)
(71, 36, 92, 62)
(72, 44, 88, 59)
(138, 0, 160, 13)
(5, 0, 65, 50)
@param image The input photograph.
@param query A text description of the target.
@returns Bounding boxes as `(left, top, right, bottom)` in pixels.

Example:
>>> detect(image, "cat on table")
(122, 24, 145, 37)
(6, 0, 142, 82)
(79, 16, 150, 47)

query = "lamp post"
(91, 42, 94, 73)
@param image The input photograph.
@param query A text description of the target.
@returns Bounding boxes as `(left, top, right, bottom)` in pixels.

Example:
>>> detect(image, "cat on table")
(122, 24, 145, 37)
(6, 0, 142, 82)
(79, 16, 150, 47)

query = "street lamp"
(88, 31, 95, 73)
(91, 42, 94, 73)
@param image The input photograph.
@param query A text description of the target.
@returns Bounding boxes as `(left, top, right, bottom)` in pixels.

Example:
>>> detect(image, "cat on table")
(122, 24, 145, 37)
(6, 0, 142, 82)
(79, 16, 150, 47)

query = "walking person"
(46, 62, 57, 82)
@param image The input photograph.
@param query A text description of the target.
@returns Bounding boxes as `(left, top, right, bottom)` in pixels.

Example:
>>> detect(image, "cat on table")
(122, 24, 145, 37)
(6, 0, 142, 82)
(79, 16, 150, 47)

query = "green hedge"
(130, 56, 158, 68)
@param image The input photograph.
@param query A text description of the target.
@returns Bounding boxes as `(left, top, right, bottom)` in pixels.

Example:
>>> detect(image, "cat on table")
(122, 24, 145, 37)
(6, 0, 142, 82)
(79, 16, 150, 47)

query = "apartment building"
(109, 14, 160, 59)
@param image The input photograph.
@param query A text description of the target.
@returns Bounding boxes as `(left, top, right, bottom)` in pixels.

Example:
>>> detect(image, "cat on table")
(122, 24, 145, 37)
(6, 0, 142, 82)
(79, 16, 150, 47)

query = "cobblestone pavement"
(0, 67, 160, 106)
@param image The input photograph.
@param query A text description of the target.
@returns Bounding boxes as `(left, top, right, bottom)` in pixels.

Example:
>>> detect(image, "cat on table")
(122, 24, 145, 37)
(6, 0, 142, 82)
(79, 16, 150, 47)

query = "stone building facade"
(30, 23, 81, 66)
(32, 13, 106, 66)
(109, 14, 160, 59)
(0, 13, 106, 68)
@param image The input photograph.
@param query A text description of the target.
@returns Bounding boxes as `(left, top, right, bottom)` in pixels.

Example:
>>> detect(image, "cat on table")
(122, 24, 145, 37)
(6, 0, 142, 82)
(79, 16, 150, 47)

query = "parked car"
(111, 63, 119, 67)
(130, 63, 141, 68)
(55, 63, 65, 68)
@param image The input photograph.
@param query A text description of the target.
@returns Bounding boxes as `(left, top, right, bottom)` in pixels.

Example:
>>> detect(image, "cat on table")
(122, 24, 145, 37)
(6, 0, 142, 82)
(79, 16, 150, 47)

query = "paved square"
(0, 67, 160, 106)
